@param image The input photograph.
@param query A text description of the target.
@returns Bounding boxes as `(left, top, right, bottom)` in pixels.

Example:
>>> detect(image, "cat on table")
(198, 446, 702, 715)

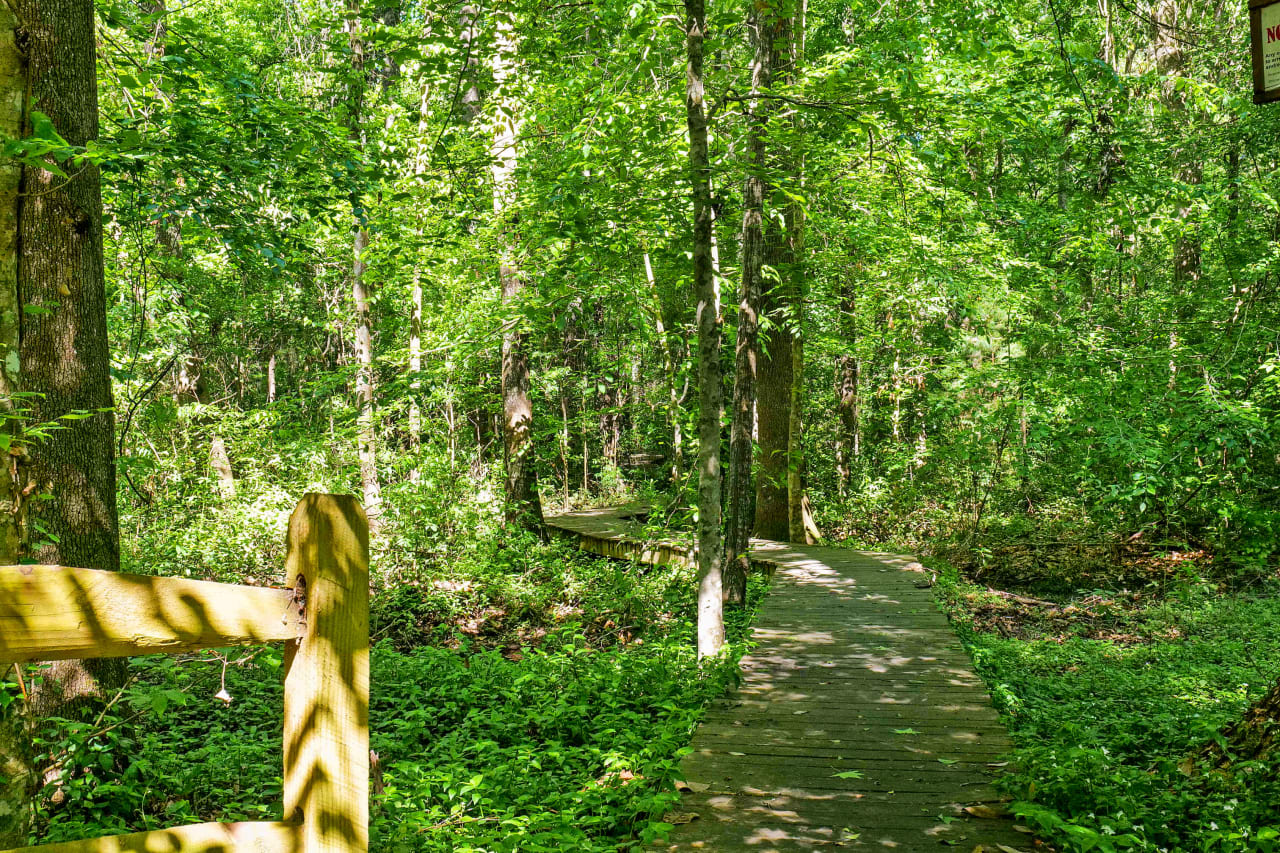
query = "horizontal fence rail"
(0, 493, 369, 853)
(0, 567, 304, 662)
(9, 820, 303, 853)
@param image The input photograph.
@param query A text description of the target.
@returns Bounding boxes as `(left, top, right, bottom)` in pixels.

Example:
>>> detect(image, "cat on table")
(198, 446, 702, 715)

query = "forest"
(2, 0, 1280, 849)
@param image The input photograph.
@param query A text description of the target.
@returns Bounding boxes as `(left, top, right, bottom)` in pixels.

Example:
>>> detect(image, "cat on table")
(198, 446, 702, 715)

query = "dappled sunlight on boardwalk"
(545, 507, 1036, 852)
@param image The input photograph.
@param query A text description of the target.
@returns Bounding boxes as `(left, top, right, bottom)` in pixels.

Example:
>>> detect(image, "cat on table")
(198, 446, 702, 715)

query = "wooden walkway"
(546, 507, 1035, 852)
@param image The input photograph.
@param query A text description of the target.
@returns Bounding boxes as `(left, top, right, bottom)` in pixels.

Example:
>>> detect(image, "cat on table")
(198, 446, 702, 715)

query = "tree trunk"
(0, 0, 24, 564)
(0, 5, 25, 841)
(267, 352, 277, 403)
(684, 0, 724, 658)
(725, 0, 781, 604)
(755, 316, 793, 541)
(752, 9, 799, 543)
(836, 288, 859, 496)
(209, 435, 236, 499)
(408, 61, 432, 484)
(4, 0, 123, 838)
(18, 0, 121, 627)
(784, 0, 813, 544)
(644, 252, 683, 484)
(491, 16, 542, 532)
(346, 0, 381, 528)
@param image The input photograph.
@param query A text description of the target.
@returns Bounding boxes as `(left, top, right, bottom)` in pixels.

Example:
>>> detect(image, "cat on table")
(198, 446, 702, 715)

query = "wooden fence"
(0, 493, 369, 853)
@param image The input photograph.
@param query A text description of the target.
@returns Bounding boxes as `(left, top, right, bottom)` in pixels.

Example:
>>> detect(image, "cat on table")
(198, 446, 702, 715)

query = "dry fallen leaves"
(963, 804, 1010, 819)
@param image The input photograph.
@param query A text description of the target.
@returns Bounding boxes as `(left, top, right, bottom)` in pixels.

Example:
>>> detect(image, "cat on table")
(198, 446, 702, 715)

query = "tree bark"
(684, 0, 724, 658)
(755, 305, 793, 541)
(0, 1, 24, 565)
(0, 5, 25, 841)
(491, 15, 542, 532)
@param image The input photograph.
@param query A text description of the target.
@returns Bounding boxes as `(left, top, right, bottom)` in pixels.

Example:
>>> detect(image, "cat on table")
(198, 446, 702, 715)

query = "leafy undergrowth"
(18, 539, 767, 852)
(935, 560, 1280, 852)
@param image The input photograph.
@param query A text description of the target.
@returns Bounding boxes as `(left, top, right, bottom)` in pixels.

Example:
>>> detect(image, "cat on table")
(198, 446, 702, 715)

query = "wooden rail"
(0, 493, 369, 853)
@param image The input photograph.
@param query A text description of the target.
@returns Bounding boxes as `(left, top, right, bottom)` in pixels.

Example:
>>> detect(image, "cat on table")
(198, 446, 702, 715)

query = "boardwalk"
(546, 507, 1034, 852)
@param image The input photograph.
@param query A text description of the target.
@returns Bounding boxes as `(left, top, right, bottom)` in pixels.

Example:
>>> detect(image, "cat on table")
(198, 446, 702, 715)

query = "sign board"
(1252, 0, 1280, 103)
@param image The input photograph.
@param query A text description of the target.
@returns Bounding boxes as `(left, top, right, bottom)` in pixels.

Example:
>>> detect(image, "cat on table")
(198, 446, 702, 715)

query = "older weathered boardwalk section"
(546, 506, 1035, 852)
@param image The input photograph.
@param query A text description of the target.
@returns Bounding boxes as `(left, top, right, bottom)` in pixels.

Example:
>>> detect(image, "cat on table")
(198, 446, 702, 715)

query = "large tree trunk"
(755, 308, 793, 541)
(725, 0, 781, 604)
(0, 6, 25, 842)
(684, 0, 724, 659)
(491, 16, 542, 532)
(0, 2, 24, 565)
(18, 0, 122, 639)
(752, 10, 800, 543)
(3, 0, 123, 839)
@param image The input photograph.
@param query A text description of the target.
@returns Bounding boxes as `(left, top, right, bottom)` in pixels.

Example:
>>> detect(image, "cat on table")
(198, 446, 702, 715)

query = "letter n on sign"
(1252, 0, 1280, 103)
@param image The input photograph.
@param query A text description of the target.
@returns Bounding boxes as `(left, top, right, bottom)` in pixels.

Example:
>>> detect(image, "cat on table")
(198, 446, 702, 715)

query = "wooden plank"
(282, 494, 369, 853)
(0, 566, 303, 663)
(1, 821, 301, 853)
(685, 747, 1006, 768)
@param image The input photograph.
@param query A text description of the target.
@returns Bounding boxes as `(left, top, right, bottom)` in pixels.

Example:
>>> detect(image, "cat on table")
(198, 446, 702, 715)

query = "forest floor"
(933, 556, 1280, 850)
(17, 481, 1280, 853)
(16, 532, 769, 852)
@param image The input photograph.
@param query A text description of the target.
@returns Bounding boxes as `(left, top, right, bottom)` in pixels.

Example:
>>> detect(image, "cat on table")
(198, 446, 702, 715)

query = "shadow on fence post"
(282, 493, 369, 853)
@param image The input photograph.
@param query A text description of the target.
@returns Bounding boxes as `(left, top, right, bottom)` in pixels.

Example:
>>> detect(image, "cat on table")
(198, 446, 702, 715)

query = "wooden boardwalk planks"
(545, 508, 1034, 852)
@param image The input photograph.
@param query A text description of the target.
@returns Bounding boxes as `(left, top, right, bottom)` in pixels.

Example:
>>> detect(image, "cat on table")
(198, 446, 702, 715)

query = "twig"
(11, 663, 27, 701)
(1045, 0, 1095, 118)
(17, 168, 88, 199)
(986, 587, 1059, 609)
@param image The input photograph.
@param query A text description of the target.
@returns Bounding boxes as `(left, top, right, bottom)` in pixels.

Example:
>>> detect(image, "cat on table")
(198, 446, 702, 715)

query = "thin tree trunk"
(408, 271, 422, 477)
(684, 0, 724, 658)
(560, 391, 570, 505)
(346, 0, 381, 527)
(836, 289, 859, 496)
(267, 353, 277, 402)
(408, 60, 432, 483)
(644, 252, 683, 483)
(785, 0, 814, 544)
(492, 16, 542, 532)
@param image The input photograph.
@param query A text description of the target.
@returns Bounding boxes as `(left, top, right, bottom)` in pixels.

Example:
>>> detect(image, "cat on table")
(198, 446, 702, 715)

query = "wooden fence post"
(282, 494, 369, 853)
